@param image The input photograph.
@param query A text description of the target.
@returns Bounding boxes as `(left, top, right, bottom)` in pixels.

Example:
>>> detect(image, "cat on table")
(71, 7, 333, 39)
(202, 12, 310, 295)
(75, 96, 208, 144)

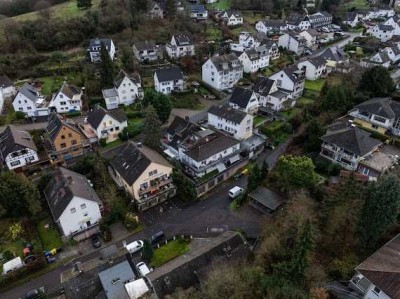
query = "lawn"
(11, 0, 101, 22)
(280, 108, 302, 121)
(150, 239, 190, 268)
(0, 219, 25, 261)
(206, 0, 231, 10)
(37, 76, 64, 95)
(297, 97, 314, 107)
(242, 12, 263, 25)
(170, 93, 204, 110)
(102, 139, 124, 149)
(264, 68, 274, 77)
(37, 220, 62, 251)
(199, 169, 219, 183)
(128, 117, 144, 126)
(205, 27, 222, 41)
(254, 115, 267, 126)
(304, 79, 326, 92)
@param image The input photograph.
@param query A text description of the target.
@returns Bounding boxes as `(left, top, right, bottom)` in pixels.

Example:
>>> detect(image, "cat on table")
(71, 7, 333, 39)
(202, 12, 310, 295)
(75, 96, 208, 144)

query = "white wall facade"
(4, 147, 38, 170)
(117, 76, 143, 106)
(91, 114, 128, 143)
(279, 34, 302, 55)
(12, 92, 48, 117)
(89, 40, 115, 63)
(208, 112, 253, 140)
(297, 61, 326, 80)
(202, 59, 243, 91)
(50, 90, 82, 114)
(227, 15, 243, 26)
(154, 75, 184, 95)
(58, 196, 102, 237)
(369, 26, 394, 42)
(229, 92, 259, 114)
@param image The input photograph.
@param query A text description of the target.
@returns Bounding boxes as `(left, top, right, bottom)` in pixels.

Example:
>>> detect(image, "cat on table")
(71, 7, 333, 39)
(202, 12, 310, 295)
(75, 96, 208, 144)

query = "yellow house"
(109, 142, 176, 211)
(46, 113, 88, 163)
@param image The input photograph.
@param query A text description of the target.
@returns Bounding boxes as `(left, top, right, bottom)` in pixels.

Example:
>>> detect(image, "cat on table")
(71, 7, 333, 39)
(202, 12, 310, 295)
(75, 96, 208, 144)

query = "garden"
(150, 238, 190, 268)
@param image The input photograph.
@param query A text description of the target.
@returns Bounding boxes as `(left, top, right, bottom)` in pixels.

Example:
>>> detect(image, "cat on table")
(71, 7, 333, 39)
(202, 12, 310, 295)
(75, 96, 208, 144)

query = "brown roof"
(356, 234, 400, 297)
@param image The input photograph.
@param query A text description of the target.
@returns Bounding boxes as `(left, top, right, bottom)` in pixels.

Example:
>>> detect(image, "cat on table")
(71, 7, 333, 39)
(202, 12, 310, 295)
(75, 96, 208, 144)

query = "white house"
(49, 83, 82, 114)
(218, 10, 243, 26)
(208, 104, 253, 140)
(12, 83, 49, 117)
(133, 41, 163, 63)
(189, 4, 208, 20)
(202, 53, 243, 91)
(320, 125, 382, 171)
(149, 0, 164, 19)
(0, 125, 39, 170)
(44, 167, 103, 237)
(86, 106, 128, 143)
(368, 24, 394, 42)
(238, 47, 269, 73)
(269, 66, 305, 99)
(253, 76, 292, 111)
(0, 76, 16, 98)
(343, 12, 359, 28)
(228, 87, 259, 114)
(237, 32, 257, 48)
(297, 56, 327, 81)
(278, 32, 306, 56)
(308, 11, 333, 28)
(109, 142, 176, 211)
(255, 19, 287, 34)
(165, 34, 195, 59)
(350, 233, 400, 299)
(87, 38, 115, 63)
(262, 40, 280, 60)
(361, 51, 391, 68)
(102, 70, 143, 110)
(287, 13, 311, 31)
(383, 45, 400, 62)
(361, 7, 395, 20)
(383, 16, 400, 35)
(154, 66, 184, 95)
(299, 28, 319, 48)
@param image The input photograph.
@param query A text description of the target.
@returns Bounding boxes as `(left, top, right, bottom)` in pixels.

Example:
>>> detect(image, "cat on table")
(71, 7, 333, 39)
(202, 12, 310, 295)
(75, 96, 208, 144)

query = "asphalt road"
(1, 175, 264, 299)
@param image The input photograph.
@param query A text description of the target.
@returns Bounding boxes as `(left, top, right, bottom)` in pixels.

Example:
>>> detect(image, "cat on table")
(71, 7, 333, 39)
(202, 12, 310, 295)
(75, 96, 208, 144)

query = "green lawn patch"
(199, 169, 219, 183)
(0, 219, 26, 262)
(264, 68, 274, 76)
(304, 79, 326, 92)
(37, 221, 62, 251)
(128, 117, 144, 126)
(170, 93, 204, 110)
(206, 0, 231, 10)
(151, 239, 190, 268)
(280, 108, 302, 121)
(38, 76, 64, 95)
(242, 12, 263, 25)
(205, 27, 222, 41)
(297, 97, 314, 107)
(254, 115, 266, 126)
(102, 139, 124, 149)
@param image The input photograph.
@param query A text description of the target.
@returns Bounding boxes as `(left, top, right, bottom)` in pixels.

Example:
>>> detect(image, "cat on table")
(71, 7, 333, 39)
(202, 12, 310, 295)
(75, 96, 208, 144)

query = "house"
(44, 167, 103, 237)
(98, 261, 136, 299)
(0, 76, 16, 98)
(253, 77, 291, 111)
(237, 31, 257, 48)
(287, 13, 311, 31)
(208, 104, 253, 140)
(217, 10, 243, 26)
(49, 83, 82, 114)
(297, 56, 327, 81)
(149, 0, 165, 19)
(109, 142, 176, 211)
(262, 39, 280, 60)
(299, 28, 319, 48)
(269, 66, 305, 99)
(360, 7, 395, 20)
(148, 231, 251, 298)
(45, 113, 86, 164)
(308, 11, 333, 28)
(102, 70, 143, 110)
(12, 83, 49, 117)
(165, 34, 195, 59)
(238, 47, 269, 73)
(189, 4, 208, 20)
(133, 40, 163, 62)
(86, 106, 128, 143)
(318, 46, 349, 72)
(361, 51, 391, 68)
(383, 45, 400, 62)
(228, 87, 259, 114)
(368, 24, 394, 42)
(349, 97, 400, 136)
(383, 16, 400, 35)
(154, 66, 184, 95)
(202, 53, 243, 91)
(255, 19, 287, 35)
(306, 0, 316, 8)
(343, 11, 359, 28)
(162, 117, 243, 179)
(320, 125, 382, 171)
(0, 125, 39, 170)
(87, 38, 115, 63)
(350, 233, 400, 299)
(278, 32, 306, 56)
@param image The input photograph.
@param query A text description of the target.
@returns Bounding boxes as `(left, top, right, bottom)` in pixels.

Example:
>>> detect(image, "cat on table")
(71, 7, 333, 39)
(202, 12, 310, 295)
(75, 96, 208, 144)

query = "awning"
(217, 164, 226, 172)
(229, 154, 240, 164)
(164, 149, 176, 159)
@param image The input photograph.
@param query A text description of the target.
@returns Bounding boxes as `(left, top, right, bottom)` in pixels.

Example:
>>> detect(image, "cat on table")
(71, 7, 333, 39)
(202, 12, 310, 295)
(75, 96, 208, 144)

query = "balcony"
(138, 181, 176, 203)
(139, 175, 173, 197)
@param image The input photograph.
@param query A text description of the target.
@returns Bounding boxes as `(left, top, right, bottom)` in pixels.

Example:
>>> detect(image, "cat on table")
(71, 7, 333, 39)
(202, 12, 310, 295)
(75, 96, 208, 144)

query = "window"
(149, 169, 158, 176)
(373, 287, 381, 295)
(371, 124, 379, 129)
(83, 212, 88, 217)
(71, 140, 77, 145)
(110, 128, 114, 132)
(19, 108, 23, 111)
(10, 160, 21, 166)
(28, 156, 35, 161)
(60, 101, 66, 105)
(60, 143, 66, 148)
(70, 208, 76, 214)
(60, 94, 63, 98)
(61, 135, 66, 139)
(109, 120, 112, 125)
(115, 126, 120, 131)
(27, 107, 32, 110)
(80, 203, 86, 209)
(68, 133, 72, 138)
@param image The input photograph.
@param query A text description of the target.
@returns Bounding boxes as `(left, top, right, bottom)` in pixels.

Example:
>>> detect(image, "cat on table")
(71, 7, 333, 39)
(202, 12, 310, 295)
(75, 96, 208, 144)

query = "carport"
(248, 187, 285, 213)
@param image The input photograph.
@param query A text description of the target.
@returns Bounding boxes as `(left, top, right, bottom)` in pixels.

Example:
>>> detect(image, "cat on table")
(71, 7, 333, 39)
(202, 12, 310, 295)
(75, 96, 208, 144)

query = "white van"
(229, 186, 244, 199)
(2, 257, 23, 275)
(136, 262, 151, 276)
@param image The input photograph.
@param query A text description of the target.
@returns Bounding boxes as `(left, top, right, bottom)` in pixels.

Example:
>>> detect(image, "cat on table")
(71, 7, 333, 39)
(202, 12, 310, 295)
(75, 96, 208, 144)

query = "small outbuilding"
(248, 186, 284, 213)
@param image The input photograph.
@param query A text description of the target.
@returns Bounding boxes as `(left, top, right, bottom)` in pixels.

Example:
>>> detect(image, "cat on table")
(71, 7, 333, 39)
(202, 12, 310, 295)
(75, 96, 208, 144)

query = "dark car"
(150, 231, 165, 245)
(91, 235, 101, 248)
(25, 287, 45, 299)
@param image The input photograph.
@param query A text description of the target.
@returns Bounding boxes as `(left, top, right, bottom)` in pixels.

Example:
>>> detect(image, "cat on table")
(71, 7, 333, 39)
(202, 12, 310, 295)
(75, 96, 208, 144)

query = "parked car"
(150, 231, 165, 245)
(229, 186, 244, 199)
(25, 287, 45, 299)
(125, 240, 144, 254)
(136, 262, 151, 276)
(91, 235, 101, 248)
(321, 27, 330, 33)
